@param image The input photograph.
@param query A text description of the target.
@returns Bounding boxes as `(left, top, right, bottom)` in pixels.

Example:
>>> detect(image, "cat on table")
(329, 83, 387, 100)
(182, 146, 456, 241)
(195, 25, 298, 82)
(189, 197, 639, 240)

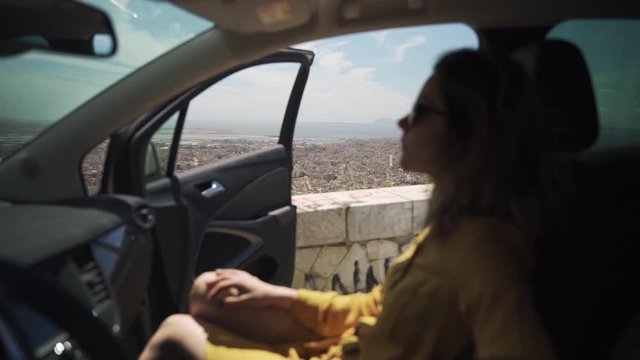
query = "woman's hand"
(205, 269, 298, 309)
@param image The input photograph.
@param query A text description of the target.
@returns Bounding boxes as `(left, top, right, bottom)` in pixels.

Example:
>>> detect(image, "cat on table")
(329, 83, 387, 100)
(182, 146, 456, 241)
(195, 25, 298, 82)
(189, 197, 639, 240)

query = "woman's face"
(398, 75, 449, 177)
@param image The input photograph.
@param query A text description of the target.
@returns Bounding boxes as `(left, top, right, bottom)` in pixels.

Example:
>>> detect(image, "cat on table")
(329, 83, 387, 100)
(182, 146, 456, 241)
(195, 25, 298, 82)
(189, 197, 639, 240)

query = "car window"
(548, 20, 640, 149)
(83, 139, 110, 195)
(291, 23, 478, 194)
(144, 63, 301, 177)
(145, 112, 181, 181)
(0, 1, 212, 165)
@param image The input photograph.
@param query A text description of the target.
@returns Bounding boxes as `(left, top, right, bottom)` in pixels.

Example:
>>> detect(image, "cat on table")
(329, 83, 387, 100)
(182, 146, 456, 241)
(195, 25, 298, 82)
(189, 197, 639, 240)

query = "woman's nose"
(398, 116, 409, 131)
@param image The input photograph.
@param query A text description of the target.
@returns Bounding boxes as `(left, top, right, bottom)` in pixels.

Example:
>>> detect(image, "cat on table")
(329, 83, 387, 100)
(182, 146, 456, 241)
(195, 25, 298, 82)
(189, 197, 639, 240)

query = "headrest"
(512, 39, 599, 153)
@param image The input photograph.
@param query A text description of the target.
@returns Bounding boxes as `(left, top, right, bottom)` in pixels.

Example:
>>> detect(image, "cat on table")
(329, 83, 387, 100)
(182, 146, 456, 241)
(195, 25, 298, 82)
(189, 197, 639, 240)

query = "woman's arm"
(189, 270, 382, 342)
(289, 286, 382, 337)
(189, 270, 319, 343)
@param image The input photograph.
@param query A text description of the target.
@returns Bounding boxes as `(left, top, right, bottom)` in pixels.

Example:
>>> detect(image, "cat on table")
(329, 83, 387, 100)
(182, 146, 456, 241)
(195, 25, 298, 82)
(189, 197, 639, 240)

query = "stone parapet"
(292, 184, 432, 293)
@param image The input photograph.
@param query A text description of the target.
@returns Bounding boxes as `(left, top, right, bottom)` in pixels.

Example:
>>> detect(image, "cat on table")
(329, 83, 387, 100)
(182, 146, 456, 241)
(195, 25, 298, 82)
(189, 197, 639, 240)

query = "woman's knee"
(191, 272, 218, 305)
(140, 314, 207, 360)
(189, 272, 217, 318)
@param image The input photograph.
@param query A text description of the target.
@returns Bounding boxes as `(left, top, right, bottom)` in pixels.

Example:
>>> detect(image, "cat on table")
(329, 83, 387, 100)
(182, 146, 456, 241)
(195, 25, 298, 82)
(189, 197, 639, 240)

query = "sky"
(186, 24, 479, 129)
(295, 24, 479, 123)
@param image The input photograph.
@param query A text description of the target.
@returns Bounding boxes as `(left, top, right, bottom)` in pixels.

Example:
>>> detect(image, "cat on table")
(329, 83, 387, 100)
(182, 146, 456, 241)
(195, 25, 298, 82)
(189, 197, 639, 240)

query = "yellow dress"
(205, 217, 556, 359)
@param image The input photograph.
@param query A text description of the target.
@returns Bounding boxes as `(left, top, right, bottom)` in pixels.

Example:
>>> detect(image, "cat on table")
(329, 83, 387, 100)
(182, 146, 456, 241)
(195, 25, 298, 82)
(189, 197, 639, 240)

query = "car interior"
(0, 0, 639, 359)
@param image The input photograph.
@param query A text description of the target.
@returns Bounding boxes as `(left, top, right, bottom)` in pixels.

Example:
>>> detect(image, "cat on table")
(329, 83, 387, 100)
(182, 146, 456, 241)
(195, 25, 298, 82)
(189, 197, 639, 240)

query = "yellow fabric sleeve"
(289, 286, 383, 337)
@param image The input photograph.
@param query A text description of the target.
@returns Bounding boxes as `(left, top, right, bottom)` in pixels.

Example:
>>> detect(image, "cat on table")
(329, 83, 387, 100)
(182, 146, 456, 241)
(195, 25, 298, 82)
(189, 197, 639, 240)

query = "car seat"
(512, 39, 640, 360)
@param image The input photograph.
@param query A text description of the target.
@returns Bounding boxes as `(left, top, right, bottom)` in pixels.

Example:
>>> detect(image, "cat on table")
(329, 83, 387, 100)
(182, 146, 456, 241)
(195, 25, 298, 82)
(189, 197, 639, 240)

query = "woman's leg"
(139, 273, 321, 360)
(138, 314, 297, 360)
(139, 314, 207, 360)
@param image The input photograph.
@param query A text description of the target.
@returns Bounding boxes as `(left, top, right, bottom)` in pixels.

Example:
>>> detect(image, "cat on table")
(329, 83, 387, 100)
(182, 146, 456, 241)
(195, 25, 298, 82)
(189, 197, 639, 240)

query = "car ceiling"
(173, 0, 640, 34)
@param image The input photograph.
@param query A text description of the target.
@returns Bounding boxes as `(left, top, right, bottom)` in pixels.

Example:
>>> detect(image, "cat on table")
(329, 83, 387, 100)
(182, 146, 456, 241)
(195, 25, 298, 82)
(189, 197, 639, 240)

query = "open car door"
(108, 48, 313, 316)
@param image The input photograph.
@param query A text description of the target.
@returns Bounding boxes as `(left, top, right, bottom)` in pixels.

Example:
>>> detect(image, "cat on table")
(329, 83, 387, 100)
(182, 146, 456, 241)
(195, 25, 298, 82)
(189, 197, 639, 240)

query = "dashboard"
(0, 195, 155, 359)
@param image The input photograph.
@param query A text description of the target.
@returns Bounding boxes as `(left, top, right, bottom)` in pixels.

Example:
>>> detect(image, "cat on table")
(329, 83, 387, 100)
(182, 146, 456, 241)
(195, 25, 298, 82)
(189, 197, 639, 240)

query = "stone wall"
(291, 185, 432, 294)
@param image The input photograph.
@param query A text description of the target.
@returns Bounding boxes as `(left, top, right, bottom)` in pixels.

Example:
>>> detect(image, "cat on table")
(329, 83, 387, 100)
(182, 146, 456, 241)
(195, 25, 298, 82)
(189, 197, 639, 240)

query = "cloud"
(347, 67, 375, 79)
(319, 52, 353, 72)
(371, 30, 390, 45)
(326, 40, 350, 50)
(392, 36, 426, 63)
(298, 39, 353, 74)
(233, 63, 299, 86)
(291, 40, 412, 122)
(297, 39, 349, 52)
(295, 40, 320, 51)
(297, 65, 412, 123)
(184, 48, 413, 129)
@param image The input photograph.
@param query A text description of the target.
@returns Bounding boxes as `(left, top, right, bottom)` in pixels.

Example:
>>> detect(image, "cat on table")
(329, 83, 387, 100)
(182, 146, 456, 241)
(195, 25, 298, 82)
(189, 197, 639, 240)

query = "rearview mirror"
(0, 0, 117, 57)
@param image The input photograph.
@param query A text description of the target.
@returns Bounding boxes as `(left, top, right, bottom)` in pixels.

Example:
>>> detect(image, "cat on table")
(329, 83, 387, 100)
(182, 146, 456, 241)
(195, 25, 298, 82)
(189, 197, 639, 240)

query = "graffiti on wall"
(304, 257, 392, 294)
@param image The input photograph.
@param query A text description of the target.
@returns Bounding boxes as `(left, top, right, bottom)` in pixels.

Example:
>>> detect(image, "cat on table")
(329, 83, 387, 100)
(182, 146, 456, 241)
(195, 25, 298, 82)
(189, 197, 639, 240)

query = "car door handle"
(201, 181, 225, 198)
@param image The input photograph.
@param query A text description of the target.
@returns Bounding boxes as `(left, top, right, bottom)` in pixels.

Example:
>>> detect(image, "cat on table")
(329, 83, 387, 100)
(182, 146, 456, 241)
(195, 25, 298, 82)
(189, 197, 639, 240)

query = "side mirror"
(144, 142, 162, 181)
(0, 0, 117, 57)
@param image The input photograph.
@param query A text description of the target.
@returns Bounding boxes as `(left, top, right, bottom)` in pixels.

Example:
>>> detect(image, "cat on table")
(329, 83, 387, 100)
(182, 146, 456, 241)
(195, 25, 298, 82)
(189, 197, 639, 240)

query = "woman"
(140, 49, 560, 360)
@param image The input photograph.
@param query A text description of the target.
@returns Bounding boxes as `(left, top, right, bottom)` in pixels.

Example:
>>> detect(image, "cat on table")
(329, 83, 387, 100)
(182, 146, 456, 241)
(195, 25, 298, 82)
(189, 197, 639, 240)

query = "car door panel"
(196, 206, 296, 282)
(176, 147, 290, 220)
(175, 146, 295, 284)
(216, 167, 290, 220)
(144, 146, 294, 307)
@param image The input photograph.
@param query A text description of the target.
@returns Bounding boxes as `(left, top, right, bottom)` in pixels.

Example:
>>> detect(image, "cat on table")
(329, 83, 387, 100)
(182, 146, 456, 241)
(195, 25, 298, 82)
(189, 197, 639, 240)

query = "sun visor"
(341, 0, 427, 21)
(171, 0, 316, 34)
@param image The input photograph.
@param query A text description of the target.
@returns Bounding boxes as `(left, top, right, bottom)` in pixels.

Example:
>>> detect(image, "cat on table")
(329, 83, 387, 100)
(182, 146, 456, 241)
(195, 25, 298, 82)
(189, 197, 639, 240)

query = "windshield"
(0, 0, 213, 163)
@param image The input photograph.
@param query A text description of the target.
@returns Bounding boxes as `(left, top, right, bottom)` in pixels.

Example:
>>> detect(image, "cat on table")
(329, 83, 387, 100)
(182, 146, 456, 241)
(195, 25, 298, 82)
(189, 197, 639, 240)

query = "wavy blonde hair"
(425, 50, 566, 240)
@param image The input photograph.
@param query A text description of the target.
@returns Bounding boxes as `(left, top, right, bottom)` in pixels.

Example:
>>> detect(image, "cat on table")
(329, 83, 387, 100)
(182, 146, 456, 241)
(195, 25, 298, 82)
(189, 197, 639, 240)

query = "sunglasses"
(407, 103, 448, 128)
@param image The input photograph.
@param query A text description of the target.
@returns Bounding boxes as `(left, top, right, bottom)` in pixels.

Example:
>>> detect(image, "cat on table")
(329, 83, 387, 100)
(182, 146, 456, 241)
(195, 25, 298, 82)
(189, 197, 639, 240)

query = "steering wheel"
(0, 259, 134, 360)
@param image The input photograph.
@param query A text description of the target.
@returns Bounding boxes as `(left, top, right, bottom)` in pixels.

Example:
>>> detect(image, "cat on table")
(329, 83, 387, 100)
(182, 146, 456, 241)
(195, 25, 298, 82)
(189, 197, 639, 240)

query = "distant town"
(79, 131, 430, 195)
(290, 138, 427, 194)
